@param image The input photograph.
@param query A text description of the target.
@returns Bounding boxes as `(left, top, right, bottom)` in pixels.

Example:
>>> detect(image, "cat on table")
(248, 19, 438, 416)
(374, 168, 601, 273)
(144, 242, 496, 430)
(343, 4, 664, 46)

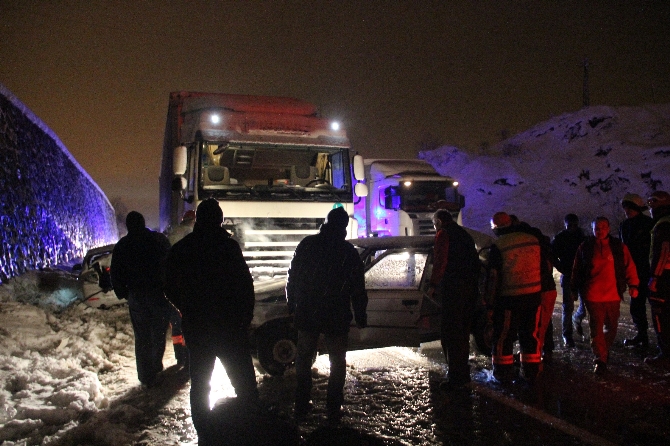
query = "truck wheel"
(471, 308, 493, 356)
(257, 322, 298, 376)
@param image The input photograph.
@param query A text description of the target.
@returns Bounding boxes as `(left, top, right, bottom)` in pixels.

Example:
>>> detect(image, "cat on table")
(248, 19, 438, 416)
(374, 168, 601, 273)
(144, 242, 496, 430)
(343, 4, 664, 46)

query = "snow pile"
(420, 104, 670, 236)
(0, 274, 136, 444)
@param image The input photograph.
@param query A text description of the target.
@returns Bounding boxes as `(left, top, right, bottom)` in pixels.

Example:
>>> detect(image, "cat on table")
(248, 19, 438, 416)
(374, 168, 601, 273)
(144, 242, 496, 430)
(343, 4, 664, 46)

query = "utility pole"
(582, 58, 590, 108)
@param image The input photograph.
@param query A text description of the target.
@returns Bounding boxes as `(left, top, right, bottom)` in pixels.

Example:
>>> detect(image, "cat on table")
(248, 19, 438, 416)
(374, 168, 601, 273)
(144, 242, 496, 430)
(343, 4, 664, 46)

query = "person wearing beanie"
(165, 198, 258, 442)
(645, 191, 670, 367)
(111, 211, 173, 389)
(286, 206, 367, 424)
(619, 193, 654, 349)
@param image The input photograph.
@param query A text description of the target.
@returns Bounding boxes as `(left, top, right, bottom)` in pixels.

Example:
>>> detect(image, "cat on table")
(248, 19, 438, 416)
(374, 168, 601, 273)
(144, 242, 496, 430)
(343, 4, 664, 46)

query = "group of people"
(110, 200, 369, 444)
(437, 190, 670, 386)
(108, 187, 670, 442)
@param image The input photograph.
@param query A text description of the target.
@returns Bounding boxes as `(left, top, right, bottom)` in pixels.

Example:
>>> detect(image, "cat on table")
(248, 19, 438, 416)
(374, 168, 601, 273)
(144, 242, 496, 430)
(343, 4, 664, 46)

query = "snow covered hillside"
(420, 104, 670, 237)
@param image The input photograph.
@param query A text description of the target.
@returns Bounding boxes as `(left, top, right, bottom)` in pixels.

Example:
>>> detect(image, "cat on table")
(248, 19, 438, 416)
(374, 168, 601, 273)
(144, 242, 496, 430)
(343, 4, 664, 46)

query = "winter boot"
(623, 333, 649, 348)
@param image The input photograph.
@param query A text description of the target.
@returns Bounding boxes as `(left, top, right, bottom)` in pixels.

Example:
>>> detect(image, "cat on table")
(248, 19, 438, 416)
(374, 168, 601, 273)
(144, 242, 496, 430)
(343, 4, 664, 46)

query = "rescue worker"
(166, 210, 197, 370)
(645, 191, 670, 367)
(286, 207, 368, 424)
(428, 209, 480, 390)
(165, 199, 258, 443)
(512, 217, 557, 365)
(551, 214, 586, 347)
(571, 217, 639, 375)
(619, 193, 654, 349)
(111, 211, 172, 388)
(488, 211, 544, 383)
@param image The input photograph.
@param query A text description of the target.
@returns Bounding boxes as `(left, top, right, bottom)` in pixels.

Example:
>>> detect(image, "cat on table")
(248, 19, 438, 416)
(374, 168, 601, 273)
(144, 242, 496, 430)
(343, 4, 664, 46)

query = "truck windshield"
(198, 142, 352, 201)
(386, 181, 460, 212)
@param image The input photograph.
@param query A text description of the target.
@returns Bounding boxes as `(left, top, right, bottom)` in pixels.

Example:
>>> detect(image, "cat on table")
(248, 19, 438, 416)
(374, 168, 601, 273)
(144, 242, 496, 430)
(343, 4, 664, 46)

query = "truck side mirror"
(173, 145, 188, 175)
(171, 176, 186, 191)
(353, 154, 365, 181)
(354, 182, 368, 198)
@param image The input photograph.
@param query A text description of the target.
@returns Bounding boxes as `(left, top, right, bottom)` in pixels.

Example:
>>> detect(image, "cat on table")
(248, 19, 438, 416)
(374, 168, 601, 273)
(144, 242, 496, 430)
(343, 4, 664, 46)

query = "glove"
(629, 286, 639, 298)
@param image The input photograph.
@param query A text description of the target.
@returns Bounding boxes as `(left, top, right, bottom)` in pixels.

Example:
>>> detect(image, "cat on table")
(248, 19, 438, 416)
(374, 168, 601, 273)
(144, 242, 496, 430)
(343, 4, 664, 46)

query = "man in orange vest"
(488, 211, 544, 384)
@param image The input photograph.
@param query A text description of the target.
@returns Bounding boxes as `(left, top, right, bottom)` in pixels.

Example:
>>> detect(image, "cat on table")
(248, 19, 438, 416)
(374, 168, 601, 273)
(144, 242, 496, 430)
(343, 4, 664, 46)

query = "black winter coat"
(286, 224, 368, 335)
(551, 228, 585, 276)
(619, 213, 654, 282)
(111, 228, 170, 300)
(165, 225, 254, 334)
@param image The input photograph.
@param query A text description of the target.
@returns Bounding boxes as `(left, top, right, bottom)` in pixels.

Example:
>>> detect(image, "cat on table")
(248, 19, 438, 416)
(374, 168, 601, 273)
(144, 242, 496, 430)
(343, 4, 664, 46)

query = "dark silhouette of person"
(165, 199, 258, 443)
(429, 209, 480, 390)
(286, 207, 368, 424)
(111, 211, 172, 388)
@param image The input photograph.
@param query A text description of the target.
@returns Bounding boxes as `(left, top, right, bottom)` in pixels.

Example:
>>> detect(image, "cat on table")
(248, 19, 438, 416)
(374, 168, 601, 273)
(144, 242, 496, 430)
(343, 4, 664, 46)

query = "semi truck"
(160, 91, 367, 278)
(353, 159, 464, 238)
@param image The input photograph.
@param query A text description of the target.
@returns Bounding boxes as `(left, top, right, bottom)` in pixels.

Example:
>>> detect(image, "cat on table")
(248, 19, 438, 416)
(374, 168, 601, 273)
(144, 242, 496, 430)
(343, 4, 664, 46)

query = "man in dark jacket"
(619, 193, 655, 349)
(165, 199, 258, 442)
(111, 211, 172, 388)
(428, 210, 480, 390)
(286, 207, 368, 423)
(551, 214, 585, 347)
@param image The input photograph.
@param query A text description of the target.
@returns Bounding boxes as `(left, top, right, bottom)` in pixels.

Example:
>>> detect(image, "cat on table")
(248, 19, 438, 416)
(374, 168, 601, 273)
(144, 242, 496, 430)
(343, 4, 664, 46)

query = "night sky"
(2, 0, 669, 228)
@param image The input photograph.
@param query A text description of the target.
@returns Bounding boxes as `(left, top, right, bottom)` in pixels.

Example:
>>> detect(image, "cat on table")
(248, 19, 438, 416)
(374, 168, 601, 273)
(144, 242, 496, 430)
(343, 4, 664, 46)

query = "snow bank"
(420, 104, 670, 237)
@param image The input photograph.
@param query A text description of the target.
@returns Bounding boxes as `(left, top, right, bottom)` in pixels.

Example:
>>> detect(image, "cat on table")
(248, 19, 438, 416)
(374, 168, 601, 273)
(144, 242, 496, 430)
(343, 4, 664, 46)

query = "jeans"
(295, 330, 348, 416)
(561, 275, 574, 338)
(127, 290, 172, 385)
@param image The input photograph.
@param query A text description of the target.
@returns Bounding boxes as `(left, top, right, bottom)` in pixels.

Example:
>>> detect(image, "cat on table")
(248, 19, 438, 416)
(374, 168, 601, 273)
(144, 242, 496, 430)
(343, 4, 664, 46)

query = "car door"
(348, 247, 436, 350)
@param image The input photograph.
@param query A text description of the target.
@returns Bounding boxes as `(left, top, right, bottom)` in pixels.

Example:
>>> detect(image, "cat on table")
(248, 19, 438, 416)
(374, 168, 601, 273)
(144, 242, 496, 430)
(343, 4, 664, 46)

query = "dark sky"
(2, 0, 669, 228)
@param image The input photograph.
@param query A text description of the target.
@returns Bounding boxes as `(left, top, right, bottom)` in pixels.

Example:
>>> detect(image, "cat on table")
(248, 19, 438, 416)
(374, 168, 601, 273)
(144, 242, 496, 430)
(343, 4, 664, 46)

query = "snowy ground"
(2, 269, 670, 446)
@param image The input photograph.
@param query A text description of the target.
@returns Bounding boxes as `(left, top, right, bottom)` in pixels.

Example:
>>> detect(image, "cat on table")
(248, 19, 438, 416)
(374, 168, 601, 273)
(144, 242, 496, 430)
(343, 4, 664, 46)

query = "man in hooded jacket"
(286, 207, 368, 423)
(111, 211, 172, 388)
(165, 199, 258, 442)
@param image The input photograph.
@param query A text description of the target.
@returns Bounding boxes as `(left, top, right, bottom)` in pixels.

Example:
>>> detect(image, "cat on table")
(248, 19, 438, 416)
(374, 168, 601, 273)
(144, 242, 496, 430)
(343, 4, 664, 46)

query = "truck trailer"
(160, 91, 366, 277)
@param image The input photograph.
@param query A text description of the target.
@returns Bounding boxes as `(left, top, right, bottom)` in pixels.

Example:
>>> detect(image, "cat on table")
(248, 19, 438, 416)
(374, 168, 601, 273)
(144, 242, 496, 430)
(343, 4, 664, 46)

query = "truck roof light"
(210, 114, 220, 124)
(403, 181, 412, 187)
(330, 121, 340, 131)
(453, 181, 459, 187)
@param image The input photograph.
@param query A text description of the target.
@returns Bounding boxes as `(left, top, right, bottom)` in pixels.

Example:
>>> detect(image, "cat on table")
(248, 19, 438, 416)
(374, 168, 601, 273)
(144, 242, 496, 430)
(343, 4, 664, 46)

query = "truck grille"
(417, 217, 436, 235)
(225, 217, 324, 277)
